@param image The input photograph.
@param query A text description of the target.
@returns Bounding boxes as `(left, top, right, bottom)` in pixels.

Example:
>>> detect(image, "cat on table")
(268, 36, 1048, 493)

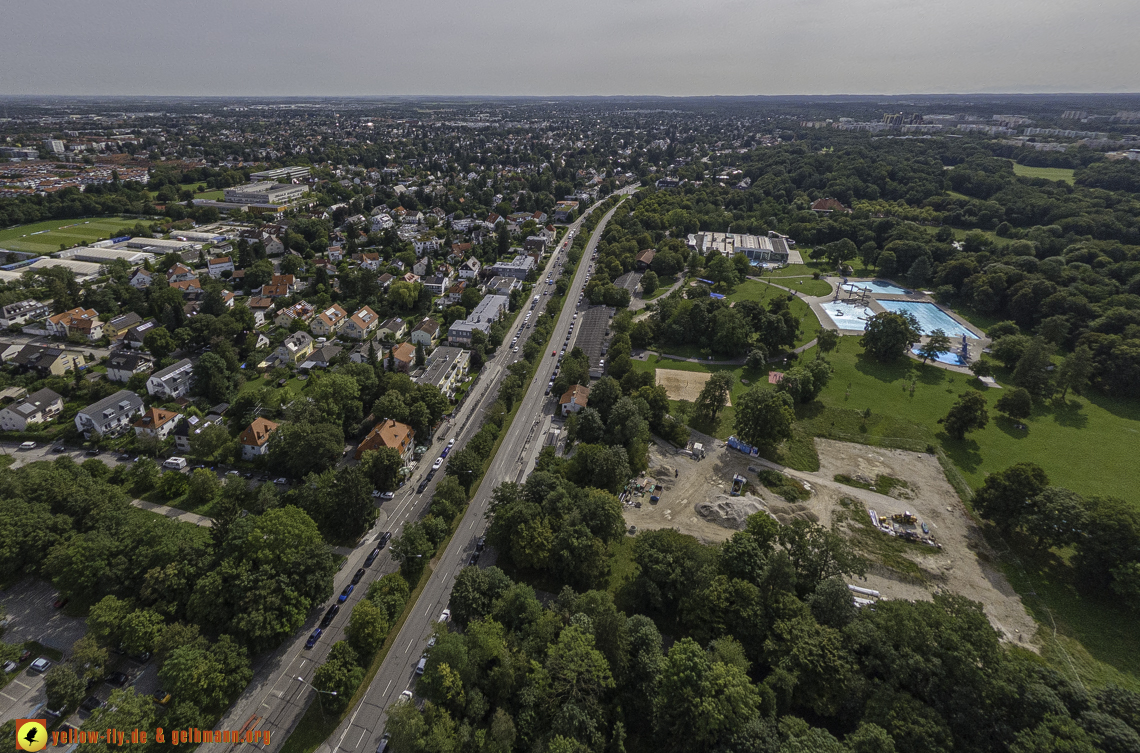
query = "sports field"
(656, 368, 731, 405)
(1011, 163, 1075, 184)
(0, 217, 144, 255)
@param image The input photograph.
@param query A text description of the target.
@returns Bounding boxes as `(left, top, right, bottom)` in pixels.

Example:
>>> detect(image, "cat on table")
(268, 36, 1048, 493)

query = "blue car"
(304, 628, 322, 649)
(440, 445, 451, 458)
(338, 584, 354, 603)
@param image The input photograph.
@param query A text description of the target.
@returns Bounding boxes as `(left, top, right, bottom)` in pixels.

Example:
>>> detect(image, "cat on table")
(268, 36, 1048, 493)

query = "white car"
(399, 690, 414, 703)
(447, 438, 455, 447)
(274, 477, 289, 485)
(19, 441, 35, 450)
(432, 458, 444, 470)
(439, 609, 451, 623)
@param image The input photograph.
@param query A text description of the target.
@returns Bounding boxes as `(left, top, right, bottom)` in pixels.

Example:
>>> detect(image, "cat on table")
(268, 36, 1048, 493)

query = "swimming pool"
(880, 300, 977, 339)
(841, 279, 907, 296)
(819, 301, 875, 331)
(911, 346, 966, 365)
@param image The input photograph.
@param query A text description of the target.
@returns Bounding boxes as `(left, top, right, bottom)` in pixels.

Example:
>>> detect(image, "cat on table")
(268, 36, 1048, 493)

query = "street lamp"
(296, 675, 337, 717)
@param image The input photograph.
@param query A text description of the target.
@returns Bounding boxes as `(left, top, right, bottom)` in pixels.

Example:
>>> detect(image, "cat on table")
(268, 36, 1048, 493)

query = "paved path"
(130, 498, 213, 527)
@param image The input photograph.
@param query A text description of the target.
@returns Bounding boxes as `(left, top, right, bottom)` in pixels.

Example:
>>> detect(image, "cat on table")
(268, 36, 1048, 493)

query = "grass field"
(148, 182, 225, 201)
(1011, 162, 1076, 184)
(727, 280, 822, 347)
(0, 217, 145, 255)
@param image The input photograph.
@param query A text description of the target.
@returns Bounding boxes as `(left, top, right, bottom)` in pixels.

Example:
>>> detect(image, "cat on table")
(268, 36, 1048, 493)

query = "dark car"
(321, 603, 340, 628)
(364, 547, 381, 566)
(80, 695, 105, 712)
(106, 671, 131, 687)
(85, 449, 100, 456)
(475, 537, 485, 552)
(53, 597, 68, 609)
(376, 734, 391, 753)
(351, 568, 366, 585)
(378, 531, 392, 547)
(18, 649, 32, 663)
(337, 584, 354, 603)
(468, 552, 480, 566)
(417, 480, 429, 494)
(304, 628, 323, 649)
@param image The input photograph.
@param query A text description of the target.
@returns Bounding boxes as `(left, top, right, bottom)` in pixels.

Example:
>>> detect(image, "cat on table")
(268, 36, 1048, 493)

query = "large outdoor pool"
(819, 301, 874, 331)
(841, 279, 908, 296)
(880, 300, 977, 339)
(911, 345, 967, 365)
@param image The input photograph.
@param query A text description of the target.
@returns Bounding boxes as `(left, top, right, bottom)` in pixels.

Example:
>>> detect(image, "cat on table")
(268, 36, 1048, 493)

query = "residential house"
(416, 346, 470, 399)
(206, 256, 235, 278)
(271, 274, 298, 293)
(240, 417, 280, 460)
(129, 268, 155, 289)
(274, 301, 316, 327)
(560, 384, 590, 416)
(487, 276, 523, 296)
(444, 280, 467, 305)
(489, 254, 536, 280)
(458, 257, 481, 280)
(342, 306, 379, 340)
(167, 264, 198, 283)
(354, 418, 414, 461)
(377, 317, 406, 341)
(524, 236, 547, 254)
(169, 278, 202, 294)
(448, 294, 510, 347)
(46, 307, 101, 340)
(390, 342, 416, 372)
(106, 351, 154, 383)
(133, 407, 182, 441)
(401, 210, 424, 225)
(450, 242, 473, 262)
(554, 201, 579, 222)
(413, 236, 440, 255)
(356, 252, 381, 271)
(422, 274, 452, 296)
(326, 245, 344, 262)
(2, 344, 85, 376)
(635, 248, 656, 270)
(810, 197, 851, 214)
(237, 330, 270, 351)
(403, 272, 421, 285)
(410, 318, 440, 348)
(310, 304, 348, 337)
(104, 312, 143, 338)
(349, 335, 385, 364)
(412, 259, 430, 277)
(75, 390, 145, 438)
(0, 299, 50, 328)
(248, 296, 274, 325)
(122, 319, 158, 349)
(258, 282, 290, 298)
(377, 272, 394, 289)
(0, 388, 64, 432)
(172, 413, 222, 453)
(146, 358, 194, 399)
(277, 331, 314, 363)
(299, 342, 343, 370)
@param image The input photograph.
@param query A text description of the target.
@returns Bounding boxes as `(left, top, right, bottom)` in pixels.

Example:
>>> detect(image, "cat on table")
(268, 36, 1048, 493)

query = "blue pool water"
(842, 279, 907, 296)
(912, 346, 966, 365)
(820, 301, 874, 331)
(880, 300, 977, 339)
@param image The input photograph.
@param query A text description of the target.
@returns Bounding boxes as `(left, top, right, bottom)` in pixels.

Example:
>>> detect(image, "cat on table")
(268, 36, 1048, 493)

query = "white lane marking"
(405, 638, 413, 653)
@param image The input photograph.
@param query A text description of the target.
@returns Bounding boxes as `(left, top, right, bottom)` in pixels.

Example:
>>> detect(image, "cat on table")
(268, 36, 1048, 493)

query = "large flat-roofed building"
(250, 166, 311, 182)
(224, 182, 309, 205)
(416, 346, 470, 399)
(489, 254, 536, 280)
(687, 231, 791, 264)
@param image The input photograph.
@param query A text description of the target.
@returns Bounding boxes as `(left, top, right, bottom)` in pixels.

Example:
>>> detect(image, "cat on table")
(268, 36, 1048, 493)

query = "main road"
(201, 187, 634, 753)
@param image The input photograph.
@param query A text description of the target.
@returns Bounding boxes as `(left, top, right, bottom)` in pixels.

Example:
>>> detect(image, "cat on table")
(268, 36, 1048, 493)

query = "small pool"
(820, 301, 874, 331)
(880, 300, 977, 339)
(841, 279, 908, 296)
(911, 345, 966, 365)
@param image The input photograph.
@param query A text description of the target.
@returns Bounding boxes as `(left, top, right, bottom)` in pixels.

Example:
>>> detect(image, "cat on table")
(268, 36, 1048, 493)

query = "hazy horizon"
(2, 0, 1138, 97)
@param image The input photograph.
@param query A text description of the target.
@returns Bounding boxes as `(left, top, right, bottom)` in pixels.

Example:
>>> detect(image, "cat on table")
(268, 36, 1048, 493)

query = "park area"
(1010, 162, 1075, 184)
(0, 217, 144, 255)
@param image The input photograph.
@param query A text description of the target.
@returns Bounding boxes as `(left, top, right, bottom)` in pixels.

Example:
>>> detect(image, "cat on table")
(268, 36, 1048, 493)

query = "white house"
(106, 351, 154, 383)
(206, 256, 235, 278)
(75, 390, 145, 438)
(0, 388, 63, 432)
(146, 358, 194, 399)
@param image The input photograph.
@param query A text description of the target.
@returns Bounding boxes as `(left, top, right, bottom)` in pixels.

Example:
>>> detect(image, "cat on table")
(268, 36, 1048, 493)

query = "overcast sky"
(2, 0, 1138, 96)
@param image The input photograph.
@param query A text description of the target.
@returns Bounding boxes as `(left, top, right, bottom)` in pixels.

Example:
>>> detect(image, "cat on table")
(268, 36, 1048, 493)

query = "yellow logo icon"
(16, 720, 47, 752)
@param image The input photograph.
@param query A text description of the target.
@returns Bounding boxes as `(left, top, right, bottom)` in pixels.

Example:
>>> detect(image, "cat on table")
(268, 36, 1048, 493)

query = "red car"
(551, 351, 556, 357)
(53, 597, 68, 609)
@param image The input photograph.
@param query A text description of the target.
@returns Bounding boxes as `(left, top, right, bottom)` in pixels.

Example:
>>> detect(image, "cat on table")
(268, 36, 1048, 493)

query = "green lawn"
(740, 276, 832, 297)
(726, 281, 821, 348)
(1011, 162, 1076, 185)
(0, 217, 146, 255)
(148, 183, 225, 201)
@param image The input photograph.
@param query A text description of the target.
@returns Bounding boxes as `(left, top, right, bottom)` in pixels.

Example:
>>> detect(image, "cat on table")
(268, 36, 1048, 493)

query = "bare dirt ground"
(655, 369, 731, 405)
(622, 436, 1037, 647)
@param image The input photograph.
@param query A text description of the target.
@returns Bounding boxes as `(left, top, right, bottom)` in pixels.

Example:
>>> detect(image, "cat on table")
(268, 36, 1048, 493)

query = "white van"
(163, 457, 188, 471)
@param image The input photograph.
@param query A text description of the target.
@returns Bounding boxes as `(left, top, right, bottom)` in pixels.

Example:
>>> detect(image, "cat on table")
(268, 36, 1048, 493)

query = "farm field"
(1011, 162, 1076, 184)
(0, 216, 145, 255)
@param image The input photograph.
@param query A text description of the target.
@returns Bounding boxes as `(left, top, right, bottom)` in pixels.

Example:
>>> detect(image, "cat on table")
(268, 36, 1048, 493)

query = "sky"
(2, 0, 1138, 96)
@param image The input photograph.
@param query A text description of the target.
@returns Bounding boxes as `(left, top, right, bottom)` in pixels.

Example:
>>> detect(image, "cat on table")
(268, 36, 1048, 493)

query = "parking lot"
(570, 305, 612, 377)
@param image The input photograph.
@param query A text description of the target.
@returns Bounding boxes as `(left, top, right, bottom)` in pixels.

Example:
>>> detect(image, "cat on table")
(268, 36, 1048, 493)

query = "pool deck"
(801, 277, 990, 374)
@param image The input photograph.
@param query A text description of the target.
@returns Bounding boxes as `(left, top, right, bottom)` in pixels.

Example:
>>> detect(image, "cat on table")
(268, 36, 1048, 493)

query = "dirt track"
(622, 437, 1037, 647)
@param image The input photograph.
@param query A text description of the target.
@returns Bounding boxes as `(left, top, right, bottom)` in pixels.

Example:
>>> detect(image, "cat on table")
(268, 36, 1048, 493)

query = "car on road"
(364, 547, 381, 566)
(106, 671, 131, 687)
(304, 628, 322, 649)
(81, 695, 105, 712)
(417, 480, 429, 494)
(440, 445, 451, 458)
(153, 690, 172, 705)
(379, 491, 395, 500)
(551, 351, 556, 357)
(352, 567, 366, 585)
(376, 734, 391, 753)
(439, 609, 451, 623)
(415, 655, 428, 675)
(274, 477, 289, 485)
(399, 690, 414, 703)
(19, 441, 36, 450)
(379, 531, 392, 547)
(448, 437, 455, 447)
(337, 584, 355, 603)
(321, 604, 340, 628)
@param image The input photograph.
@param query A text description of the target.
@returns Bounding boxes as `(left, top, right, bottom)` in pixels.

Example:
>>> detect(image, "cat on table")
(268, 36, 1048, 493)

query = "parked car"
(53, 597, 68, 609)
(106, 671, 131, 687)
(2, 660, 17, 673)
(153, 690, 172, 705)
(378, 531, 392, 547)
(19, 441, 35, 450)
(476, 537, 485, 552)
(80, 696, 105, 712)
(468, 552, 480, 566)
(304, 628, 323, 649)
(629, 526, 637, 535)
(415, 655, 428, 675)
(85, 449, 100, 456)
(352, 568, 366, 585)
(376, 734, 391, 753)
(379, 491, 395, 500)
(399, 690, 414, 703)
(338, 584, 355, 603)
(321, 603, 340, 628)
(432, 457, 443, 470)
(439, 609, 451, 623)
(274, 477, 289, 485)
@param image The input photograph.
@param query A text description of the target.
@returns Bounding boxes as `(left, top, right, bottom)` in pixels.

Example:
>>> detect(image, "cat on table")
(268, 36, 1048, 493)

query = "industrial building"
(686, 231, 792, 265)
(224, 182, 309, 205)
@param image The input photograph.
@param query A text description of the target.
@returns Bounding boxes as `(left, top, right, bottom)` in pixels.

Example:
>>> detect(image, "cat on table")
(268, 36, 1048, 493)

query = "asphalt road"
(201, 188, 635, 753)
(311, 189, 635, 753)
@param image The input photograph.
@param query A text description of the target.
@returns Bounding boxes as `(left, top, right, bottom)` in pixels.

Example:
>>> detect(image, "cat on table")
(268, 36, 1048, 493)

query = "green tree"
(157, 470, 189, 500)
(186, 468, 221, 510)
(143, 326, 177, 360)
(734, 388, 795, 448)
(973, 463, 1050, 532)
(1012, 337, 1055, 399)
(694, 371, 735, 424)
(360, 447, 403, 492)
(268, 422, 344, 478)
(192, 352, 240, 404)
(1055, 345, 1093, 400)
(313, 641, 362, 714)
(640, 270, 659, 295)
(345, 598, 389, 658)
(862, 311, 921, 362)
(158, 635, 252, 713)
(816, 329, 839, 354)
(44, 663, 87, 712)
(939, 391, 989, 440)
(119, 608, 164, 654)
(449, 566, 513, 627)
(711, 308, 751, 356)
(996, 387, 1033, 419)
(917, 329, 952, 364)
(390, 522, 435, 579)
(81, 688, 158, 753)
